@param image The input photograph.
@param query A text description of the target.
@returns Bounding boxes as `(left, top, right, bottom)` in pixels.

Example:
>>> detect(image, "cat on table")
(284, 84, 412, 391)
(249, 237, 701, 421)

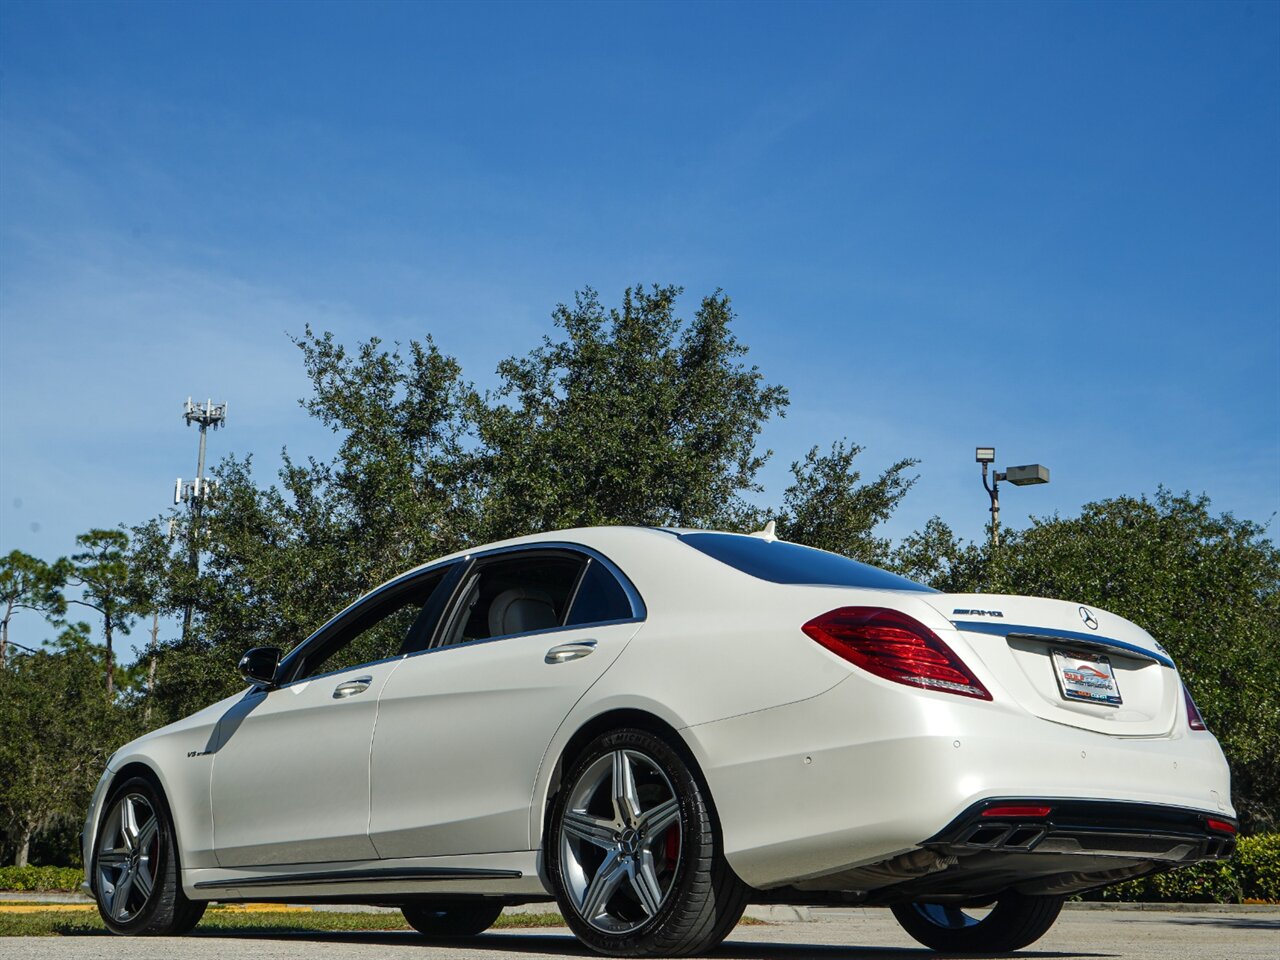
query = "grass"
(0, 904, 767, 937)
(0, 905, 565, 937)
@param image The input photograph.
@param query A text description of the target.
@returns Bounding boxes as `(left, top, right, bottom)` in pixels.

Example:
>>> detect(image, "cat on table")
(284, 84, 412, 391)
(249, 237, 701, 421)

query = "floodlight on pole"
(1004, 464, 1050, 486)
(976, 446, 1050, 547)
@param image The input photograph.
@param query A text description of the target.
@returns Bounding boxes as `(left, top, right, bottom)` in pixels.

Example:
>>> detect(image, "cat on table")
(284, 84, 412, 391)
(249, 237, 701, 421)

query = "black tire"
(547, 727, 748, 957)
(890, 891, 1065, 953)
(92, 775, 207, 936)
(401, 901, 504, 937)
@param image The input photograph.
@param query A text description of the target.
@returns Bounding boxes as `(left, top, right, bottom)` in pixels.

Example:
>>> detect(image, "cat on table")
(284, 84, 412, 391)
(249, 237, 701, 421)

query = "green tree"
(68, 530, 141, 698)
(0, 624, 134, 866)
(0, 551, 68, 668)
(472, 285, 788, 537)
(135, 285, 924, 720)
(777, 441, 918, 565)
(130, 330, 480, 721)
(892, 516, 988, 590)
(293, 326, 480, 575)
(897, 491, 1280, 833)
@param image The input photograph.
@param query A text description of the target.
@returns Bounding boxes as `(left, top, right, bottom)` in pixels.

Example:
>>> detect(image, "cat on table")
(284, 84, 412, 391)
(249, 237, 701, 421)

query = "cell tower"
(176, 398, 227, 642)
(175, 398, 227, 505)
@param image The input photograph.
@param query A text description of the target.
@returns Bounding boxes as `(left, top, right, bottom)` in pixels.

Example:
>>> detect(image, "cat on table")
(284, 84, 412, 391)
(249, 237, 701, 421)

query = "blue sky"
(1, 1, 1277, 654)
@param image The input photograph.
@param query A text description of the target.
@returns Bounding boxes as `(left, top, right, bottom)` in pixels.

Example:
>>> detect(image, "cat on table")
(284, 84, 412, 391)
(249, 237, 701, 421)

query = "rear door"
(369, 547, 644, 858)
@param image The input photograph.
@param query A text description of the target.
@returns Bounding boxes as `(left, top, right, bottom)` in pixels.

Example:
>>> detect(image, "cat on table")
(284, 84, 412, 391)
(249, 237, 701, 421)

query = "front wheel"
(891, 892, 1065, 953)
(547, 728, 747, 957)
(401, 901, 504, 937)
(93, 776, 206, 935)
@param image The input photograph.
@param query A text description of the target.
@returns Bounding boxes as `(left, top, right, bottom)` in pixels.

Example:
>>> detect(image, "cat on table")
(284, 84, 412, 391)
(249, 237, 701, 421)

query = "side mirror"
(238, 647, 282, 687)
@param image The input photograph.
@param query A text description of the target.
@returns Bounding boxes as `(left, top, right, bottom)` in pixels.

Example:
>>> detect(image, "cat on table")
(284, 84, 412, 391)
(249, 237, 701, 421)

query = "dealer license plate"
(1052, 649, 1122, 706)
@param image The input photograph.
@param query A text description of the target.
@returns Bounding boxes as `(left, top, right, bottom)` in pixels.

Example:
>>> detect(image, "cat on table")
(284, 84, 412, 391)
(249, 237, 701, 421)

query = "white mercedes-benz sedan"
(83, 525, 1236, 954)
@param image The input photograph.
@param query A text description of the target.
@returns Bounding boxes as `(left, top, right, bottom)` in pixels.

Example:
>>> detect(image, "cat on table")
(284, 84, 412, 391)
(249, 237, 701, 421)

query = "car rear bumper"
(685, 674, 1234, 892)
(927, 797, 1236, 862)
(753, 798, 1237, 905)
(876, 798, 1235, 904)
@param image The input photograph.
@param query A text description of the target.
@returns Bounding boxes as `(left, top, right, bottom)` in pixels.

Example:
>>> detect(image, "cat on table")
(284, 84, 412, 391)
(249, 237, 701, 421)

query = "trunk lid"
(922, 594, 1180, 736)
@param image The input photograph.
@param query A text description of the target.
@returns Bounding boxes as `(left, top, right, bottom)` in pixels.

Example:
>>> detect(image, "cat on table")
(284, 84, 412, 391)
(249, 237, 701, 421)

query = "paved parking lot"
(5, 905, 1278, 960)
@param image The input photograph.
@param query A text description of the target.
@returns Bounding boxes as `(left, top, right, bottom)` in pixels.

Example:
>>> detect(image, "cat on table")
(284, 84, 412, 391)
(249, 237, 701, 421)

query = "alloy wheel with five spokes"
(92, 776, 206, 936)
(559, 747, 683, 933)
(97, 792, 161, 925)
(548, 728, 747, 956)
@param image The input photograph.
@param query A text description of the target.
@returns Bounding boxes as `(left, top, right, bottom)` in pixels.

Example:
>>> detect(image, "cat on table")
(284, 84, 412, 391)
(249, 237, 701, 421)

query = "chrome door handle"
(545, 641, 597, 664)
(332, 677, 373, 699)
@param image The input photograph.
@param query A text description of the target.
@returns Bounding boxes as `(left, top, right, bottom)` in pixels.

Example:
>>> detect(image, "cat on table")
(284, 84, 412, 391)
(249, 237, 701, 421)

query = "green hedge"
(1088, 834, 1280, 903)
(0, 866, 84, 892)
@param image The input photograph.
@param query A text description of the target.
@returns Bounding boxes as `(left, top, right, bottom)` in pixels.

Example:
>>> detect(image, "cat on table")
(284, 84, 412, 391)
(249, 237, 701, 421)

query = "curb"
(1063, 901, 1280, 913)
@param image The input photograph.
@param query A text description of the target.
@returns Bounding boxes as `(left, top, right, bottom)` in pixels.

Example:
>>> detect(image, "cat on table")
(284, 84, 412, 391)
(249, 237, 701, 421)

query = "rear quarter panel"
(526, 533, 892, 850)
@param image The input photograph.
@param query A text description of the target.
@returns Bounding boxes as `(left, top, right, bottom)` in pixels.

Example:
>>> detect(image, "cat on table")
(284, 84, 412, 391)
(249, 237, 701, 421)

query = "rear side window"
(438, 554, 583, 647)
(678, 533, 935, 592)
(566, 559, 634, 626)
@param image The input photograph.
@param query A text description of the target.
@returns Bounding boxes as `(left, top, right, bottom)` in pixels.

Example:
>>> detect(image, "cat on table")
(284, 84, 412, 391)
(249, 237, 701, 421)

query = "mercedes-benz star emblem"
(1079, 606, 1099, 630)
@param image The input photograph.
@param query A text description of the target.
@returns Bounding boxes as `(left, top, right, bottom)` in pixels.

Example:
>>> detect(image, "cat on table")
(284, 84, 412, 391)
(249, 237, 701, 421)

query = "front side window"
(290, 567, 452, 680)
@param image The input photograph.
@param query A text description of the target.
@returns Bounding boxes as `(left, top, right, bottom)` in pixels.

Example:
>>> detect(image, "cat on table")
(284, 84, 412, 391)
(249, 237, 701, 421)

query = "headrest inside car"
(488, 586, 558, 637)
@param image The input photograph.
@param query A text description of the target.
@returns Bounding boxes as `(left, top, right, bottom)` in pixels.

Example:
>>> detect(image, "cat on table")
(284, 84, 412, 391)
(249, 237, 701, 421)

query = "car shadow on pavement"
(714, 942, 1106, 960)
(1166, 915, 1280, 931)
(188, 929, 1111, 959)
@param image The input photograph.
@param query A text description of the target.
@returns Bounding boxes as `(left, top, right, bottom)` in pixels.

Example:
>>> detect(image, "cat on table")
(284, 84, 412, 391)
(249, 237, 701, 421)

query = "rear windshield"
(678, 532, 935, 592)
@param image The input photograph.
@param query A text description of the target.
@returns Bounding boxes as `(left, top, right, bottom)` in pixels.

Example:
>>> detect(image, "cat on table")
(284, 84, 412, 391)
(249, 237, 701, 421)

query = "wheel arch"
(95, 759, 188, 883)
(536, 707, 719, 850)
(109, 759, 166, 795)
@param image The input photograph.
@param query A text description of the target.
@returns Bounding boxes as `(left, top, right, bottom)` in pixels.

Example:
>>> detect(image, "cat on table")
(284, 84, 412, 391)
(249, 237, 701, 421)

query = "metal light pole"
(976, 447, 1050, 547)
(176, 398, 227, 641)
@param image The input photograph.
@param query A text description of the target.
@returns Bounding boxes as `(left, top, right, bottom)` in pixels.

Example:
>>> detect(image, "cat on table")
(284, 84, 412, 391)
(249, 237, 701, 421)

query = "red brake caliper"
(664, 823, 680, 864)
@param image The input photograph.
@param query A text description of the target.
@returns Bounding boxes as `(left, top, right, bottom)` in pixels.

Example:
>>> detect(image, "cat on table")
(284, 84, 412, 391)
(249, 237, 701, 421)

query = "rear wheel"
(401, 901, 504, 937)
(93, 776, 206, 935)
(547, 728, 747, 956)
(890, 892, 1065, 953)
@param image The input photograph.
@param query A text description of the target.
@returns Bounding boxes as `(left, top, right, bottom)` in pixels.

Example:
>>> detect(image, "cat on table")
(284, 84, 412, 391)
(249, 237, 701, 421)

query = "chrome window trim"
(427, 543, 646, 653)
(403, 615, 641, 664)
(562, 557, 592, 621)
(459, 540, 647, 622)
(275, 561, 462, 688)
(274, 541, 645, 685)
(263, 653, 408, 691)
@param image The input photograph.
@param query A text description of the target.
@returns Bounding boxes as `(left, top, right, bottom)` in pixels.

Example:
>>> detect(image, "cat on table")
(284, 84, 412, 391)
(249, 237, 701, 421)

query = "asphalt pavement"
(3, 905, 1276, 960)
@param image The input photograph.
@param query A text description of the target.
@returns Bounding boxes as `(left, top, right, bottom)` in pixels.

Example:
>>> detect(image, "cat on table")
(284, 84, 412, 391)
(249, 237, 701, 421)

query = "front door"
(209, 565, 453, 867)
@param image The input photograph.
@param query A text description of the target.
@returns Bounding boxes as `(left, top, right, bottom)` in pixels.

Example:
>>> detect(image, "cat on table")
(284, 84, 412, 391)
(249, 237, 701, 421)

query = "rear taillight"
(982, 804, 1053, 818)
(802, 606, 992, 700)
(1206, 817, 1237, 835)
(1184, 685, 1208, 731)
